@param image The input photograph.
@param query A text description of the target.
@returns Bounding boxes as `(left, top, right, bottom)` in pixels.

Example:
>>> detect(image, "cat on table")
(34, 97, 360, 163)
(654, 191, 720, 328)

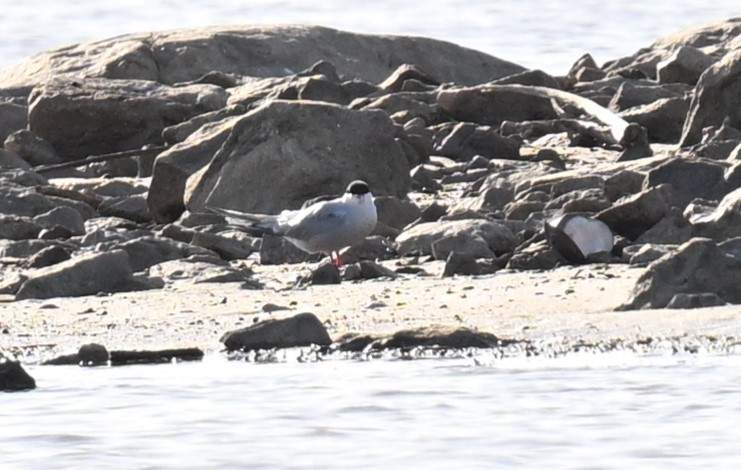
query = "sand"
(3, 260, 740, 359)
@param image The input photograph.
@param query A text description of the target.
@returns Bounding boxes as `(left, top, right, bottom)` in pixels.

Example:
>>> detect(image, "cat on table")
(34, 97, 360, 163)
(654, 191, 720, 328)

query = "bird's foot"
(331, 252, 344, 268)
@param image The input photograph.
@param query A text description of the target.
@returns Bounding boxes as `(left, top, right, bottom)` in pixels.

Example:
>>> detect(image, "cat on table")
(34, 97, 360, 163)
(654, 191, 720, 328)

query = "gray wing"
(282, 201, 350, 244)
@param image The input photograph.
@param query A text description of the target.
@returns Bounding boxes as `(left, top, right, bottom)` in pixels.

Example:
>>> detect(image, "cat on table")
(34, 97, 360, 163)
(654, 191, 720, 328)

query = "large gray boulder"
(14, 249, 156, 300)
(28, 78, 227, 160)
(0, 25, 525, 89)
(680, 48, 741, 147)
(184, 100, 411, 216)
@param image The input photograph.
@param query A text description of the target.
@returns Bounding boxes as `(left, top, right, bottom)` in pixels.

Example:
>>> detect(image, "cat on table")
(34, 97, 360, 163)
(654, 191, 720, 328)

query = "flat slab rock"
(337, 326, 509, 352)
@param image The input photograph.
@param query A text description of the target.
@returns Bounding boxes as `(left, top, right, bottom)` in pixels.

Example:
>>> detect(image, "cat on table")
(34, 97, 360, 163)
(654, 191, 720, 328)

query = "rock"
(545, 213, 614, 264)
(603, 18, 741, 80)
(24, 245, 73, 268)
(435, 122, 520, 161)
(728, 142, 741, 161)
(442, 251, 481, 277)
(634, 207, 693, 245)
(378, 64, 440, 92)
(52, 176, 148, 198)
(492, 69, 562, 89)
(436, 85, 558, 126)
(147, 257, 241, 283)
(32, 206, 86, 236)
(0, 184, 59, 217)
(0, 239, 71, 258)
(544, 188, 611, 213)
(617, 122, 653, 161)
(608, 82, 680, 112)
(692, 187, 741, 240)
(374, 196, 421, 230)
(567, 53, 600, 80)
(680, 48, 741, 147)
(504, 200, 546, 221)
(258, 234, 317, 265)
(622, 243, 676, 265)
(342, 260, 397, 281)
(79, 343, 110, 366)
(618, 238, 741, 310)
(396, 220, 516, 257)
(373, 326, 501, 349)
(604, 169, 645, 201)
(0, 25, 525, 90)
(162, 104, 246, 144)
(0, 356, 36, 391)
(0, 168, 48, 187)
(620, 98, 689, 144)
(410, 164, 442, 192)
(221, 312, 332, 351)
(38, 225, 74, 240)
(98, 195, 152, 223)
(112, 236, 212, 272)
(297, 262, 341, 286)
(109, 348, 204, 365)
(666, 292, 724, 309)
(644, 158, 726, 209)
(148, 116, 239, 223)
(597, 184, 673, 240)
(44, 346, 203, 366)
(0, 215, 42, 240)
(340, 236, 396, 264)
(14, 249, 154, 299)
(190, 231, 256, 261)
(0, 149, 31, 170)
(185, 100, 411, 218)
(0, 101, 28, 144)
(83, 216, 137, 233)
(431, 233, 496, 260)
(691, 139, 740, 161)
(507, 240, 566, 270)
(3, 130, 62, 166)
(28, 78, 227, 161)
(656, 46, 715, 85)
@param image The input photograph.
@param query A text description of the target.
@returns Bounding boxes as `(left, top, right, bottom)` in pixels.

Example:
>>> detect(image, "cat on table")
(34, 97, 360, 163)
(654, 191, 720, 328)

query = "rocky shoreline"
(2, 19, 741, 389)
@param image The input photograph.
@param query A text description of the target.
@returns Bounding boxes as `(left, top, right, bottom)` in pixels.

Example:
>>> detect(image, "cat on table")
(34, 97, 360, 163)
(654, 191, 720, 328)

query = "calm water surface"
(3, 353, 741, 469)
(0, 0, 739, 74)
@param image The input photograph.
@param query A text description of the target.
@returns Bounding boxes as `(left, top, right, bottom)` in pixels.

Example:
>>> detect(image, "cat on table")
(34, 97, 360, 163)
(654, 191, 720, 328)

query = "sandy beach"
(3, 260, 740, 359)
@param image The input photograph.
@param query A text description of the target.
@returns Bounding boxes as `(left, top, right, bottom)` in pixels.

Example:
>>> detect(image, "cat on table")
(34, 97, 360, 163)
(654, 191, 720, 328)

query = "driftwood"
(487, 84, 630, 145)
(35, 185, 104, 209)
(33, 145, 168, 175)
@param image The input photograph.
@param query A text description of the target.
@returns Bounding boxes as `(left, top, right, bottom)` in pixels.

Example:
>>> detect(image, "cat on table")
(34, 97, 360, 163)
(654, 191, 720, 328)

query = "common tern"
(209, 180, 377, 267)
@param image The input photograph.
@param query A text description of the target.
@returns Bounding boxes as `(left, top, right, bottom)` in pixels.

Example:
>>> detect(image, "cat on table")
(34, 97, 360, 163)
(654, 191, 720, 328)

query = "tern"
(209, 180, 377, 267)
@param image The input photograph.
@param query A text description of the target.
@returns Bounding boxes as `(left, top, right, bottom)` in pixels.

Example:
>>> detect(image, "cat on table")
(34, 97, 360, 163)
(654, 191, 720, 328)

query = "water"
(0, 1, 739, 75)
(3, 353, 741, 469)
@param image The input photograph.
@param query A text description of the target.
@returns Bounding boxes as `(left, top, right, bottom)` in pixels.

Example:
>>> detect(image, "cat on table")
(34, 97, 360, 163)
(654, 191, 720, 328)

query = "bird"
(209, 180, 377, 267)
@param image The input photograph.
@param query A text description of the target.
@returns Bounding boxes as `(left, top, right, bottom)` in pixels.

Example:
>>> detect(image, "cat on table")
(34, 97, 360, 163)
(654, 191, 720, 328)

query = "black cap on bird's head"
(346, 180, 371, 196)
